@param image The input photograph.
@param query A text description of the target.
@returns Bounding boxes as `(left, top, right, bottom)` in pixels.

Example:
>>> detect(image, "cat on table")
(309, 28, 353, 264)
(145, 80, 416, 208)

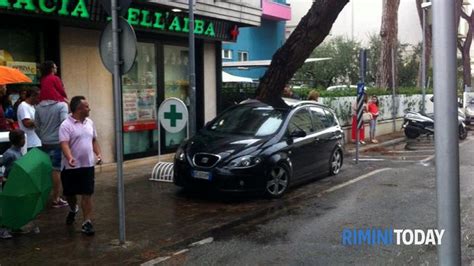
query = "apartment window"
(222, 49, 232, 59)
(238, 51, 249, 61)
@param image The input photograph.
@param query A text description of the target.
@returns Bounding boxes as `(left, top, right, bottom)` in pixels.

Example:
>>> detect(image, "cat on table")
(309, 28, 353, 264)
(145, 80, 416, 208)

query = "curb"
(344, 137, 406, 155)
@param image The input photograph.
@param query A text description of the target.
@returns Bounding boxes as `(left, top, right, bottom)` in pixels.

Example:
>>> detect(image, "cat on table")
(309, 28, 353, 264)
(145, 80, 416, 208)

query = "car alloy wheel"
(265, 165, 289, 198)
(329, 149, 342, 176)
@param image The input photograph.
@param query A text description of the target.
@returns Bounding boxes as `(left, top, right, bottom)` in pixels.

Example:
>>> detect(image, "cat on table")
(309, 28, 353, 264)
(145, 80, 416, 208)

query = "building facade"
(0, 0, 260, 162)
(222, 0, 290, 81)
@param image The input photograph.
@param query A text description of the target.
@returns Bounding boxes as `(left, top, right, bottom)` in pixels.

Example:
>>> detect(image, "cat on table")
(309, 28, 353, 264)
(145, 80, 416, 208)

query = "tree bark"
(456, 1, 473, 90)
(376, 0, 400, 89)
(256, 0, 349, 108)
(416, 0, 432, 88)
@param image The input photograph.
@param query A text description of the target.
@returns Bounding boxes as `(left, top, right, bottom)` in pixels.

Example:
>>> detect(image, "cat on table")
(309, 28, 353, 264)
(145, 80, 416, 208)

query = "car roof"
(239, 98, 328, 110)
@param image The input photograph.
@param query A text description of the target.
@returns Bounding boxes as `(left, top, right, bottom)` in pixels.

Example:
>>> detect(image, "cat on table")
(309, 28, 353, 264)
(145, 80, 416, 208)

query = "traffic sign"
(357, 82, 365, 95)
(158, 98, 189, 133)
(99, 17, 137, 75)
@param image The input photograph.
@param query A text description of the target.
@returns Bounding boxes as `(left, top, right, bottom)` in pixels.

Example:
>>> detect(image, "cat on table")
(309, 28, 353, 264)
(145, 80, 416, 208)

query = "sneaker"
(81, 221, 95, 236)
(0, 229, 12, 239)
(371, 139, 379, 144)
(360, 140, 366, 145)
(52, 198, 69, 208)
(66, 205, 79, 225)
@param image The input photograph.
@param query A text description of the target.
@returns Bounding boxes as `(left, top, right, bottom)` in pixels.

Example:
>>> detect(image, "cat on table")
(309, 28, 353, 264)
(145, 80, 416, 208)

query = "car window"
(310, 107, 328, 130)
(288, 109, 313, 134)
(323, 108, 337, 127)
(207, 105, 286, 137)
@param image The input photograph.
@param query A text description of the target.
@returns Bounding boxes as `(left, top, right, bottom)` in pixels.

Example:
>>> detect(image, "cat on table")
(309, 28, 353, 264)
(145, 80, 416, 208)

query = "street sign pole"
(111, 0, 126, 244)
(188, 0, 196, 136)
(391, 47, 396, 132)
(432, 0, 461, 264)
(356, 49, 367, 164)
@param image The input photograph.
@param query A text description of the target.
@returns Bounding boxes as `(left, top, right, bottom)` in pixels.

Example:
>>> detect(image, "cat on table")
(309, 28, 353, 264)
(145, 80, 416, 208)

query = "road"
(150, 132, 474, 265)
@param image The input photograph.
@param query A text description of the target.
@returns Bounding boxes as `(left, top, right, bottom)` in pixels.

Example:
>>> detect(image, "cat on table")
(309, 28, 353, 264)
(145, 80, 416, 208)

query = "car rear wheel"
(329, 148, 343, 176)
(265, 164, 290, 198)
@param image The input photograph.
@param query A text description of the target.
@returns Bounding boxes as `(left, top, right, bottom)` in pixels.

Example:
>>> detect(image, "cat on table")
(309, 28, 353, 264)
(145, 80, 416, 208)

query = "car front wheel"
(265, 164, 290, 198)
(329, 148, 343, 176)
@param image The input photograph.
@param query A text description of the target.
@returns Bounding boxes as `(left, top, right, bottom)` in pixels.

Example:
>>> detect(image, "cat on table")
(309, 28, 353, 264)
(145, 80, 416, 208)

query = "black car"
(173, 98, 344, 198)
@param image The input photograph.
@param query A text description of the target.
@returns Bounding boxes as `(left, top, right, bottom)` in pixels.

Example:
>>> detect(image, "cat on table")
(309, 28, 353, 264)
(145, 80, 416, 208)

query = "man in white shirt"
(17, 88, 42, 150)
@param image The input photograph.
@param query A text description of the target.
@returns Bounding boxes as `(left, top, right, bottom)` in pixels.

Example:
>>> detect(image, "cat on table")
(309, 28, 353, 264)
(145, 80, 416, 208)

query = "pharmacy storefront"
(0, 0, 245, 162)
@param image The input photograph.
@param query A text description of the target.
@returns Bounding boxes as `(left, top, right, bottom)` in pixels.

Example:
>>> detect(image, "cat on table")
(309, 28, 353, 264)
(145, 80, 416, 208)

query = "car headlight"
(227, 155, 262, 169)
(175, 147, 186, 161)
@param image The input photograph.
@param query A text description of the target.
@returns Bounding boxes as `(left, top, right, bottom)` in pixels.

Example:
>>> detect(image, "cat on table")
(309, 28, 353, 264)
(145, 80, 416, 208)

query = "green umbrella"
(0, 148, 52, 229)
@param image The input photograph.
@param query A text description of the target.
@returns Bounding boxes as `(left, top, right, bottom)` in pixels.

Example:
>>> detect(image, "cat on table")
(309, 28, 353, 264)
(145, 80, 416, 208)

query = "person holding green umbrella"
(0, 129, 25, 239)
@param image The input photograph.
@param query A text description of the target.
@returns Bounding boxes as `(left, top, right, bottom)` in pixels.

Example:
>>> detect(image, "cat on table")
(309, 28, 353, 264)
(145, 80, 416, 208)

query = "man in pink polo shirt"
(59, 96, 101, 236)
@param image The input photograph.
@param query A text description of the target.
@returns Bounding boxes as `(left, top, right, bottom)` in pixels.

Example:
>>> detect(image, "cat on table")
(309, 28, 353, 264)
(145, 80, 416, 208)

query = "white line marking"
(322, 168, 391, 194)
(353, 158, 385, 161)
(141, 256, 171, 266)
(173, 249, 189, 256)
(420, 154, 435, 165)
(189, 237, 214, 247)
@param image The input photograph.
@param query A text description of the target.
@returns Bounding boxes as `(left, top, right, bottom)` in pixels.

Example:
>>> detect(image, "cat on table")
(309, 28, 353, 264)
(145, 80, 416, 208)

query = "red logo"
(230, 25, 239, 41)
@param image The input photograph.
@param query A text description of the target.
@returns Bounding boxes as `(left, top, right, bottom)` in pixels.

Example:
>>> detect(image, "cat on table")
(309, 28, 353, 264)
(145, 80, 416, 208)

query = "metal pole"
(421, 7, 426, 114)
(188, 0, 196, 136)
(356, 49, 366, 164)
(351, 1, 354, 41)
(391, 47, 396, 132)
(432, 0, 461, 264)
(111, 0, 126, 244)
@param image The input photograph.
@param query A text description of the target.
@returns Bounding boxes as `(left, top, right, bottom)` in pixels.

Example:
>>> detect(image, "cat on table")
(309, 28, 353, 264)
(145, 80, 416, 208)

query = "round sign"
(99, 17, 137, 75)
(158, 98, 189, 133)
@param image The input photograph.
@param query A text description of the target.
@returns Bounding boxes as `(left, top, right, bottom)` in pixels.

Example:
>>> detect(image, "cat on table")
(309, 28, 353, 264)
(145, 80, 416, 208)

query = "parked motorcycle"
(403, 109, 467, 140)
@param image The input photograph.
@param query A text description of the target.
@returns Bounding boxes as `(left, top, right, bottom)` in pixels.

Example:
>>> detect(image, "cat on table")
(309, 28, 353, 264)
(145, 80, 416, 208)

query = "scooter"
(403, 109, 467, 140)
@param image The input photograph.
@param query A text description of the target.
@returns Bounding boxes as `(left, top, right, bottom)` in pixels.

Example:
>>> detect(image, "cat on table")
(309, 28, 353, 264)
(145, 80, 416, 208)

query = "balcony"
(262, 0, 291, 21)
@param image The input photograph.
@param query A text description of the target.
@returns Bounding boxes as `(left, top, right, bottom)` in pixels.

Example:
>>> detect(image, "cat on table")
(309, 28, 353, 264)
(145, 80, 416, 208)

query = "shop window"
(222, 49, 232, 59)
(163, 45, 189, 150)
(238, 51, 249, 61)
(122, 42, 158, 157)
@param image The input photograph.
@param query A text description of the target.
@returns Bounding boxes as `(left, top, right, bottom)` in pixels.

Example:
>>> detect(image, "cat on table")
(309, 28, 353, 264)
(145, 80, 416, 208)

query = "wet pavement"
(0, 129, 443, 265)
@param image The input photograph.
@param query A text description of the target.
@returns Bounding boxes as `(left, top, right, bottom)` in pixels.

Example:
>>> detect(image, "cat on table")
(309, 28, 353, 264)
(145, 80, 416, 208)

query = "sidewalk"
(0, 131, 405, 265)
(344, 130, 405, 154)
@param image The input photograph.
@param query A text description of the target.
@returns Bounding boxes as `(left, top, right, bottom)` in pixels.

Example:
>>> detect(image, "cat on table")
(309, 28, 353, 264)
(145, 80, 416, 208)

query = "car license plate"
(192, 170, 211, 180)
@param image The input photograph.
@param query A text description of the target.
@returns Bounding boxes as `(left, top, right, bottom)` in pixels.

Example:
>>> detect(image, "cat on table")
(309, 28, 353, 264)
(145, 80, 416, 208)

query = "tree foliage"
(293, 37, 361, 88)
(293, 33, 420, 89)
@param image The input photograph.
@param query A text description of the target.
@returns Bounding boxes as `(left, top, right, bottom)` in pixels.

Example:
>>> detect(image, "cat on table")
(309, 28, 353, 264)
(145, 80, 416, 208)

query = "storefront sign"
(0, 0, 90, 18)
(158, 98, 188, 134)
(0, 0, 237, 41)
(127, 7, 215, 37)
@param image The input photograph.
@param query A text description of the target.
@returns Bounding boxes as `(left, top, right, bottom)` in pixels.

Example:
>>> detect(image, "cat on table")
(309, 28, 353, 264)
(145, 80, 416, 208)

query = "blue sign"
(357, 82, 365, 95)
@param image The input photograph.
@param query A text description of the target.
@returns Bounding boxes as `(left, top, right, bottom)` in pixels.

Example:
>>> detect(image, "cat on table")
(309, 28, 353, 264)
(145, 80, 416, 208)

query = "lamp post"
(188, 0, 196, 136)
(421, 1, 431, 114)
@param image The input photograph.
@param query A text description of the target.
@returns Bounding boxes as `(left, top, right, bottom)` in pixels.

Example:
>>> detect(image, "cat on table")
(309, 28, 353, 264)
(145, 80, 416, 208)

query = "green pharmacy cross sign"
(158, 98, 188, 134)
(164, 104, 183, 128)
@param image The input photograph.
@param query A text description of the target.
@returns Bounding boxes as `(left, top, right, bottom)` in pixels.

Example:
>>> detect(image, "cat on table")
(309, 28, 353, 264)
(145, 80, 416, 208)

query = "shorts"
(40, 145, 62, 171)
(61, 167, 95, 196)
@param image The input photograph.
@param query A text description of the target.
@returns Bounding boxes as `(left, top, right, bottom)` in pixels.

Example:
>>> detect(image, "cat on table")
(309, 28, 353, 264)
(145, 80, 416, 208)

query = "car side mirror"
(289, 130, 306, 138)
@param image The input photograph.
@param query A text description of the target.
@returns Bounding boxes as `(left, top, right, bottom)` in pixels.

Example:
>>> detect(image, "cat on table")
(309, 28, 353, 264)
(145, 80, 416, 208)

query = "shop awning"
(222, 71, 254, 83)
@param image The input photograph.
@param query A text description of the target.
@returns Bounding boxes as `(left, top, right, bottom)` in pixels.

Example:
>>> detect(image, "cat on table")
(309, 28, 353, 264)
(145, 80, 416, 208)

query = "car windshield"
(207, 105, 286, 137)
